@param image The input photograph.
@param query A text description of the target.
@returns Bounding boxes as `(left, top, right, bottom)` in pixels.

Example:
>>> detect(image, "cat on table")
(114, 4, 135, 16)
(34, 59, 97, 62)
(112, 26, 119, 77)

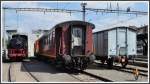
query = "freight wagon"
(93, 26, 137, 67)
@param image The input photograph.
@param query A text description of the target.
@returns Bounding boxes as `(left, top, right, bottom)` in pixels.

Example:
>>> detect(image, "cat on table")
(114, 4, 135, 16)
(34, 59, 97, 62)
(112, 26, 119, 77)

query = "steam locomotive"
(7, 34, 28, 61)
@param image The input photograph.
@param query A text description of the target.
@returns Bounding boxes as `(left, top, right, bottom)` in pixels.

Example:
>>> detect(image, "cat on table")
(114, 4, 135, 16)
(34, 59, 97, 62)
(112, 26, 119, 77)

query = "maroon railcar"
(34, 20, 95, 70)
(7, 34, 28, 61)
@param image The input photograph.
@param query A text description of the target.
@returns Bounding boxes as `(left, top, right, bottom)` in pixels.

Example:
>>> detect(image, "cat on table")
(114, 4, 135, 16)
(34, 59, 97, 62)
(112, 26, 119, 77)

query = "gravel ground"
(86, 63, 148, 82)
(2, 59, 148, 83)
(2, 62, 37, 82)
(11, 62, 37, 82)
(22, 59, 81, 82)
(2, 63, 10, 82)
(70, 73, 103, 82)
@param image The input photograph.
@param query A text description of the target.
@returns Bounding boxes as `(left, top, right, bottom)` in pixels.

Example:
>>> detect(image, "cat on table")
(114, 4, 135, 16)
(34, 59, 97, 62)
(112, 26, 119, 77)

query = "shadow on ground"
(20, 57, 66, 74)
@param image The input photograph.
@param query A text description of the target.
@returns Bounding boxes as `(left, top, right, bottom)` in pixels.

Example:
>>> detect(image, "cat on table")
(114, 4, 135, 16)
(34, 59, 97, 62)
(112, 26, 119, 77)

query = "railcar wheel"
(101, 60, 105, 64)
(63, 55, 71, 65)
(121, 60, 128, 68)
(121, 57, 128, 68)
(107, 57, 114, 68)
(89, 55, 95, 63)
(121, 62, 128, 68)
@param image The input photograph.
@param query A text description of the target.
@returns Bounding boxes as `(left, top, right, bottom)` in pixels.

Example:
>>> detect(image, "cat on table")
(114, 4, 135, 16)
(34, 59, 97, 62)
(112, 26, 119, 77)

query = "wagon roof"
(93, 26, 137, 34)
(54, 20, 95, 29)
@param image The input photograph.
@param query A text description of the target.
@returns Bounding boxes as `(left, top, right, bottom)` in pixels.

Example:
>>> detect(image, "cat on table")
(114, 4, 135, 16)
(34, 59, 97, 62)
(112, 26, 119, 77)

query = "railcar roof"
(37, 20, 95, 40)
(54, 20, 95, 29)
(93, 26, 137, 34)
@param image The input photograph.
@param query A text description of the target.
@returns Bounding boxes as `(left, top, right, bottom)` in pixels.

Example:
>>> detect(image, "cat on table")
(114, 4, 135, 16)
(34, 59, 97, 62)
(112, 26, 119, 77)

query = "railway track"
(81, 70, 113, 82)
(67, 62, 148, 82)
(8, 63, 12, 82)
(112, 65, 148, 77)
(94, 62, 148, 76)
(22, 62, 40, 82)
(8, 63, 17, 82)
(8, 62, 40, 82)
(67, 69, 113, 82)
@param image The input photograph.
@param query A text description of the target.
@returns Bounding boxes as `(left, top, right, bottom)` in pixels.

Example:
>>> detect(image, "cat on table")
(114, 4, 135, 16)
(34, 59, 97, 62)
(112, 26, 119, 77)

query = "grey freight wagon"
(93, 26, 137, 67)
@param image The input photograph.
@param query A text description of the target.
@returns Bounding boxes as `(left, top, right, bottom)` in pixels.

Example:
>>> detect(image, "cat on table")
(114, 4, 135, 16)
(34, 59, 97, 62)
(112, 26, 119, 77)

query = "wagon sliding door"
(117, 28, 127, 56)
(56, 27, 62, 56)
(108, 29, 117, 57)
(127, 29, 136, 57)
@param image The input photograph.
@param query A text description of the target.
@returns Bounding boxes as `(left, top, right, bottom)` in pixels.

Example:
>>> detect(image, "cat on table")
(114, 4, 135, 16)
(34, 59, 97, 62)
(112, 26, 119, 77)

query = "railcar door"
(56, 27, 62, 56)
(117, 28, 127, 56)
(71, 27, 85, 56)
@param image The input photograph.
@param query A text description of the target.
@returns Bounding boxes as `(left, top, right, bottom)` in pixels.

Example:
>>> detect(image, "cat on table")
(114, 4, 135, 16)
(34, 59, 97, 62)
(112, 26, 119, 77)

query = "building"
(136, 25, 148, 56)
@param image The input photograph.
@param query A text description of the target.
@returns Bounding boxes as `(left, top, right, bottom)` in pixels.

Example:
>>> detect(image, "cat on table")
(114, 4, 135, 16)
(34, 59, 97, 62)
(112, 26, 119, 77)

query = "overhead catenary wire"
(3, 7, 82, 14)
(3, 3, 148, 49)
(2, 3, 148, 35)
(85, 8, 148, 16)
(3, 2, 148, 22)
(3, 4, 148, 33)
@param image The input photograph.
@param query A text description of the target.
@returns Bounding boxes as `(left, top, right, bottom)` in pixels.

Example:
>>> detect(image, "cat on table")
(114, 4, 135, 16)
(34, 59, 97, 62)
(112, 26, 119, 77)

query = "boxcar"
(34, 20, 95, 70)
(93, 26, 137, 67)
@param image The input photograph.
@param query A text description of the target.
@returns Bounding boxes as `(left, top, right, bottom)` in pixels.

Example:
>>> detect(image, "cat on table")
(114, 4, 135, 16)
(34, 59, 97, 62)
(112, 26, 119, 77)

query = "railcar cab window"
(71, 26, 85, 55)
(73, 28, 82, 38)
(72, 27, 83, 46)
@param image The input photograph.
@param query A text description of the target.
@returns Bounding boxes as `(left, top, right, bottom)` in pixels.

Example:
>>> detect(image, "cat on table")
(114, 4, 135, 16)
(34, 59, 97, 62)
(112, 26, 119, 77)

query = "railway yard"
(1, 1, 149, 83)
(2, 57, 148, 82)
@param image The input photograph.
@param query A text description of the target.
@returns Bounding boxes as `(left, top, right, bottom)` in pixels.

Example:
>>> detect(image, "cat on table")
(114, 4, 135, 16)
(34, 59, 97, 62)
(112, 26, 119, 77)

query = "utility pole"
(2, 8, 5, 60)
(3, 8, 5, 50)
(81, 3, 87, 21)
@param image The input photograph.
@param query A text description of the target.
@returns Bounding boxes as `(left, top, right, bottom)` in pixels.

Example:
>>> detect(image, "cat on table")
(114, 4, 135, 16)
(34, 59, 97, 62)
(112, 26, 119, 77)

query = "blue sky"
(1, 1, 149, 56)
(2, 1, 148, 32)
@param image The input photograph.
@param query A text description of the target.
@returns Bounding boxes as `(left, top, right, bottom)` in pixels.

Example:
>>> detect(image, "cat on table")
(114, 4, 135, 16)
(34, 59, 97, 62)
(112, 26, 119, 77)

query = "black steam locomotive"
(7, 34, 28, 61)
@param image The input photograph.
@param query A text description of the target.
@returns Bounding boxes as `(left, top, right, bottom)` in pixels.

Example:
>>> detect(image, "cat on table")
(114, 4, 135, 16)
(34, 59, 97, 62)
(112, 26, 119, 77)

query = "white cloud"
(93, 15, 148, 32)
(2, 1, 35, 8)
(18, 11, 79, 30)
